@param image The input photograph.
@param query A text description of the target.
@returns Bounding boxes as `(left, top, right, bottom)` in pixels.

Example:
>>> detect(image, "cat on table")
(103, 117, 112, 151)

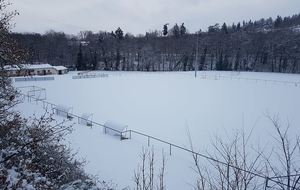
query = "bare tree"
(134, 148, 166, 190)
(263, 115, 300, 190)
(188, 127, 264, 190)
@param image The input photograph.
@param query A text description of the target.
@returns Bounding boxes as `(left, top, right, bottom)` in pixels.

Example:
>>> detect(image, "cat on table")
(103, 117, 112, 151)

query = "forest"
(12, 14, 300, 73)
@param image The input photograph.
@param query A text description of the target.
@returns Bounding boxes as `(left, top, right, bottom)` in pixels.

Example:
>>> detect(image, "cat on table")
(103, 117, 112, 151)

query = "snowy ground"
(14, 71, 300, 189)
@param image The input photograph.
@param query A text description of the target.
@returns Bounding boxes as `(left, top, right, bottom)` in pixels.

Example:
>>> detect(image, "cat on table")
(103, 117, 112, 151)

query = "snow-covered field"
(14, 71, 300, 189)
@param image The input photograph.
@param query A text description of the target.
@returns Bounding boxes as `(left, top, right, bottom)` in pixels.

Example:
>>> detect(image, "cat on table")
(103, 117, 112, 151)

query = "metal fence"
(17, 86, 47, 101)
(198, 73, 300, 87)
(18, 87, 299, 189)
(72, 73, 109, 80)
(15, 76, 55, 82)
(19, 92, 126, 140)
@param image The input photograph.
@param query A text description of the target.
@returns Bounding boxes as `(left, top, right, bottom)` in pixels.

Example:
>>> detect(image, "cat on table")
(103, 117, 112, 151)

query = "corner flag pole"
(195, 33, 199, 78)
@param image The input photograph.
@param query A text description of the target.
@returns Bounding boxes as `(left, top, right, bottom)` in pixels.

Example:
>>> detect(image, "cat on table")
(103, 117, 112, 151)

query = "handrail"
(19, 92, 124, 137)
(197, 73, 300, 86)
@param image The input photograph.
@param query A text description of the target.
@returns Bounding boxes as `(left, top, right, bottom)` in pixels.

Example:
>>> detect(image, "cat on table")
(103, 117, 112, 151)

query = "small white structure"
(3, 64, 68, 76)
(103, 121, 128, 137)
(55, 105, 73, 119)
(79, 113, 93, 127)
(53, 66, 68, 75)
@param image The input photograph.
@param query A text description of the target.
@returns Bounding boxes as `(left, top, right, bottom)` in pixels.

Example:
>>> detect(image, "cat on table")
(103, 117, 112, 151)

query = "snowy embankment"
(14, 71, 300, 189)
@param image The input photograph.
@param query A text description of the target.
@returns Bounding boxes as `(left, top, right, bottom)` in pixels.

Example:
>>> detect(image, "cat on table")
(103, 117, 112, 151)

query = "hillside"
(12, 13, 300, 74)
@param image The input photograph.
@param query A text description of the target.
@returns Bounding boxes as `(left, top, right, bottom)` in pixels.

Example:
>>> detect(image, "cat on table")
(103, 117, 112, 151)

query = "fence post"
(169, 144, 172, 156)
(148, 137, 150, 146)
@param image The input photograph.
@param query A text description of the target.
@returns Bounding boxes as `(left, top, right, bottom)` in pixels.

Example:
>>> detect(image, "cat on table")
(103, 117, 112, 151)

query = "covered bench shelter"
(54, 105, 74, 120)
(103, 121, 128, 140)
(79, 113, 93, 127)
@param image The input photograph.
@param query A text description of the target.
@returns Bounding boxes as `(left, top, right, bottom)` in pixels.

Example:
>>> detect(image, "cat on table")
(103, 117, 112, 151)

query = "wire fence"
(72, 73, 109, 80)
(18, 91, 126, 140)
(15, 76, 55, 82)
(197, 72, 300, 87)
(17, 86, 300, 190)
(17, 85, 47, 101)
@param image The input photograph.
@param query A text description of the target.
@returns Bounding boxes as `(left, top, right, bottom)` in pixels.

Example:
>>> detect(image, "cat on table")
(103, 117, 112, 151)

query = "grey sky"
(10, 0, 300, 35)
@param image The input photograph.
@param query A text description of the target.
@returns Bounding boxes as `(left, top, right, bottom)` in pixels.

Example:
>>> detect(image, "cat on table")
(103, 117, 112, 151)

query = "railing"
(197, 73, 300, 87)
(15, 76, 55, 82)
(17, 86, 47, 101)
(72, 73, 109, 80)
(17, 87, 299, 189)
(19, 92, 125, 140)
(18, 87, 215, 156)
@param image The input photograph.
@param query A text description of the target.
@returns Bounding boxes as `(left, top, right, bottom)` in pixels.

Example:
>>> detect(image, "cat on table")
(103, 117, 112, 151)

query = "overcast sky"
(10, 0, 300, 35)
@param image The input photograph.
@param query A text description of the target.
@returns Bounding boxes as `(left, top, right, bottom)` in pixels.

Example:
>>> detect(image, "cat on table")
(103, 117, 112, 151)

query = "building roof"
(53, 66, 67, 70)
(4, 64, 66, 71)
(28, 64, 53, 69)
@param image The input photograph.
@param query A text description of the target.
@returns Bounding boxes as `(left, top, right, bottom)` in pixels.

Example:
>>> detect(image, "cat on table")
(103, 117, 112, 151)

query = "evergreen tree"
(221, 23, 228, 34)
(163, 23, 169, 36)
(232, 23, 237, 31)
(115, 27, 124, 40)
(172, 23, 180, 38)
(274, 15, 283, 28)
(236, 22, 241, 30)
(115, 27, 123, 70)
(180, 23, 187, 36)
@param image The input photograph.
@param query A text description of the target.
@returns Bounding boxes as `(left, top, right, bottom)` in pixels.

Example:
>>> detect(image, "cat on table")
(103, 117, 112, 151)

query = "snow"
(6, 167, 20, 189)
(52, 66, 68, 70)
(4, 64, 53, 71)
(103, 120, 128, 136)
(55, 105, 73, 118)
(14, 71, 300, 189)
(79, 113, 93, 126)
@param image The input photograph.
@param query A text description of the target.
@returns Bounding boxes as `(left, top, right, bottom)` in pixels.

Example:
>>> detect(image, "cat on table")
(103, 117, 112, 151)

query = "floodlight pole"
(195, 32, 199, 78)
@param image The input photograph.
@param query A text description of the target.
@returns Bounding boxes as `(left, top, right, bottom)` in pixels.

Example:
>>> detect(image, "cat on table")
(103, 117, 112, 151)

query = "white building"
(3, 64, 68, 77)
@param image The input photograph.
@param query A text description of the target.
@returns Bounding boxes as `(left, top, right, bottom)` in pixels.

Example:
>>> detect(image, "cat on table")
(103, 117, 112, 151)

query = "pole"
(195, 32, 199, 78)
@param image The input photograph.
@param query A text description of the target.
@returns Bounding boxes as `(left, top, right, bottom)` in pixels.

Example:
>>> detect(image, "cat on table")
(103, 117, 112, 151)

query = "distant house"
(52, 66, 68, 75)
(3, 64, 68, 77)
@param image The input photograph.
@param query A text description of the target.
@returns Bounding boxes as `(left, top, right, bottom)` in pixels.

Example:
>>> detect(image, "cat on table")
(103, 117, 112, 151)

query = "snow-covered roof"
(3, 65, 20, 71)
(26, 64, 53, 69)
(56, 104, 73, 112)
(4, 64, 66, 71)
(53, 66, 67, 70)
(104, 121, 127, 132)
(3, 64, 34, 71)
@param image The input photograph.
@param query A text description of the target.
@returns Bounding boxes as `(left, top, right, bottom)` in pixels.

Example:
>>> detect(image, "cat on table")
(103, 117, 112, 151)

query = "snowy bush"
(0, 75, 113, 189)
(0, 108, 91, 189)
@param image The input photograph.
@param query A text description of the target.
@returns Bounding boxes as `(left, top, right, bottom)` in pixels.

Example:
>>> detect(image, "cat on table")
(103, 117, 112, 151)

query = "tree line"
(11, 14, 300, 73)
